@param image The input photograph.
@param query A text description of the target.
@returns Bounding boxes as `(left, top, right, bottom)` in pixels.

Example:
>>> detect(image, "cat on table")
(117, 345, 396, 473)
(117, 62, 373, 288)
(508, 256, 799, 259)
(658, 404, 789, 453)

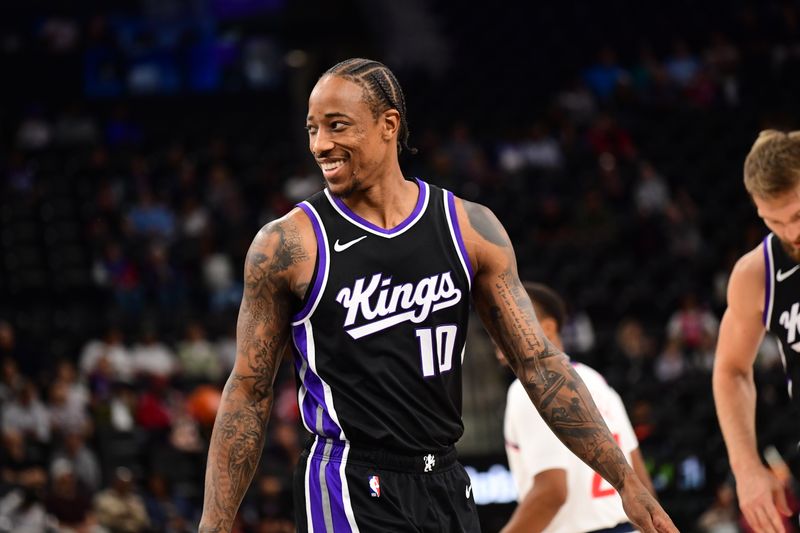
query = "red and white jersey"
(504, 363, 638, 533)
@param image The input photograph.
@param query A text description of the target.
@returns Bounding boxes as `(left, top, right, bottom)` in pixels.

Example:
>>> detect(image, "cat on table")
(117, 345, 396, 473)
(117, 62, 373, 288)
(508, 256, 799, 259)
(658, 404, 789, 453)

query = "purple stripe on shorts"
(331, 178, 427, 235)
(293, 202, 327, 322)
(763, 235, 771, 326)
(307, 444, 326, 532)
(292, 324, 341, 438)
(446, 191, 475, 281)
(325, 456, 352, 532)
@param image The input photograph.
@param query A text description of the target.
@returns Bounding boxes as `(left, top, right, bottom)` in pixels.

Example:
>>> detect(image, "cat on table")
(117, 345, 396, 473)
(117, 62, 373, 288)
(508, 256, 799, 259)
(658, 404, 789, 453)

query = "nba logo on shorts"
(368, 475, 381, 497)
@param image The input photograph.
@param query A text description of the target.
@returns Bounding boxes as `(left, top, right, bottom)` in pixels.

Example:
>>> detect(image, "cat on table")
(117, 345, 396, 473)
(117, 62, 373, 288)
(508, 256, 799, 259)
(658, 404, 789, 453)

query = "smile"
(320, 160, 345, 171)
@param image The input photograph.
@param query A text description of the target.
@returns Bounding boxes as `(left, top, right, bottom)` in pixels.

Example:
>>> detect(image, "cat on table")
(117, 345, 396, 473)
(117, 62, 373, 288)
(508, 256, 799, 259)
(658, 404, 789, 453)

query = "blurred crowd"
(3, 1, 800, 531)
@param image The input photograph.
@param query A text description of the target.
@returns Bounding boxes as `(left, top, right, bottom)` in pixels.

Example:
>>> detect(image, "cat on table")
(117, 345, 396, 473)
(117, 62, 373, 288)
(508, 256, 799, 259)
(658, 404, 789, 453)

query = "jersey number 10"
(416, 325, 457, 377)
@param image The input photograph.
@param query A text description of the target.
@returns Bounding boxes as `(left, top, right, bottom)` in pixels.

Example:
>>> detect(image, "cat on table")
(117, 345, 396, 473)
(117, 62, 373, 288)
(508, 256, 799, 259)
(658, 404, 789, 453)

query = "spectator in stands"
(44, 458, 94, 531)
(654, 338, 687, 383)
(0, 465, 53, 533)
(142, 472, 194, 533)
(664, 39, 701, 88)
(141, 243, 185, 311)
(177, 322, 221, 384)
(586, 113, 637, 160)
(2, 380, 50, 444)
(0, 429, 46, 491)
(634, 161, 671, 217)
(696, 481, 740, 532)
(50, 430, 102, 492)
(93, 467, 150, 533)
(583, 46, 628, 100)
(666, 292, 719, 352)
(126, 188, 176, 242)
(15, 105, 52, 151)
(215, 323, 237, 376)
(202, 248, 243, 312)
(93, 243, 143, 316)
(80, 326, 134, 383)
(131, 328, 177, 380)
(53, 359, 90, 412)
(0, 357, 22, 403)
(47, 380, 91, 439)
(556, 76, 597, 125)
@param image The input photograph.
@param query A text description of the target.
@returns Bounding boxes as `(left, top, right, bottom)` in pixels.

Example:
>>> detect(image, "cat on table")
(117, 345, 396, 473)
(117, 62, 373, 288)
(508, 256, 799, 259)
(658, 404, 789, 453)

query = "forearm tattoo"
(467, 201, 630, 490)
(200, 219, 308, 532)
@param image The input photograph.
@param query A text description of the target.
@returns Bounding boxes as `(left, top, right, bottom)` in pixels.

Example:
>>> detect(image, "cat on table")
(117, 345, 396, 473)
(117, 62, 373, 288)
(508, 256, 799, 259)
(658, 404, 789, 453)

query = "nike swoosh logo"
(777, 265, 800, 282)
(465, 484, 472, 499)
(333, 235, 367, 252)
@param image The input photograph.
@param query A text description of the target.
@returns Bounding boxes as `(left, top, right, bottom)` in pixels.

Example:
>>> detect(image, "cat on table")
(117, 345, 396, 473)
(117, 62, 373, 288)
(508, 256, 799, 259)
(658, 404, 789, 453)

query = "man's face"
(306, 75, 393, 198)
(754, 188, 800, 262)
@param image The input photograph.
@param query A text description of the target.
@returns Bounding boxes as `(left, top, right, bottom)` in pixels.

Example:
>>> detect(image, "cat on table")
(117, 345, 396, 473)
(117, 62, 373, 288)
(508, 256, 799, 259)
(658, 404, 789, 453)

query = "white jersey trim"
(292, 201, 331, 326)
(443, 189, 472, 289)
(766, 233, 776, 330)
(340, 442, 361, 532)
(305, 321, 346, 440)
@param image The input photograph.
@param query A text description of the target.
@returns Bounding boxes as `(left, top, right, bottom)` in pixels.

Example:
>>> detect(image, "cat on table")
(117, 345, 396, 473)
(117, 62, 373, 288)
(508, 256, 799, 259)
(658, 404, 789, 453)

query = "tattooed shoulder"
(252, 217, 311, 274)
(462, 200, 511, 247)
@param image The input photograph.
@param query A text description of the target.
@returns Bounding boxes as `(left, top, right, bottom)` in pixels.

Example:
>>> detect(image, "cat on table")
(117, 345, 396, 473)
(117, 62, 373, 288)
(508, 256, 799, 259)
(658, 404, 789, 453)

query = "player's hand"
(619, 476, 678, 533)
(736, 464, 791, 533)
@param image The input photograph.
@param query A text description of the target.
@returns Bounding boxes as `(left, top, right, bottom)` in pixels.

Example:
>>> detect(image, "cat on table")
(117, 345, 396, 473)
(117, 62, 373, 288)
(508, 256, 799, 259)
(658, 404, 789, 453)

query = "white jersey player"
(500, 283, 656, 533)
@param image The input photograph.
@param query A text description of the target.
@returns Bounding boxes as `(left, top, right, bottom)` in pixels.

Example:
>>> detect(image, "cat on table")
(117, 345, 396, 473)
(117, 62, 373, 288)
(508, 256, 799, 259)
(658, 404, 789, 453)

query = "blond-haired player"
(713, 130, 800, 533)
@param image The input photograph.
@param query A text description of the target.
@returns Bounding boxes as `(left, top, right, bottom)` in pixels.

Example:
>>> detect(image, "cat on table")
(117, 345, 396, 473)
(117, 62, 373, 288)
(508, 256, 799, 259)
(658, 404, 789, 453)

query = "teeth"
(321, 160, 345, 172)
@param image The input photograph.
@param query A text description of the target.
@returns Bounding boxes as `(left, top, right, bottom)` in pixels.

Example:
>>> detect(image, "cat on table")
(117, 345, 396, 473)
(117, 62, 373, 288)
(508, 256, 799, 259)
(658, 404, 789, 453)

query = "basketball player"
(501, 282, 655, 533)
(714, 130, 800, 533)
(199, 58, 676, 533)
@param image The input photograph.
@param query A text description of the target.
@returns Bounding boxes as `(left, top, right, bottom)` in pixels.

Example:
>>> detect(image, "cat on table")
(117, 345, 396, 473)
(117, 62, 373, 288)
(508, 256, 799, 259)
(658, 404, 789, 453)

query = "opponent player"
(501, 282, 655, 533)
(714, 129, 800, 533)
(199, 58, 676, 533)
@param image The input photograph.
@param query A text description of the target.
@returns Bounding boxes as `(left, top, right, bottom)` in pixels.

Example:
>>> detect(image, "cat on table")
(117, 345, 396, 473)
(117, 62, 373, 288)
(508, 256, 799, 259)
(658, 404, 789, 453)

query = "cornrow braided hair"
(325, 58, 417, 155)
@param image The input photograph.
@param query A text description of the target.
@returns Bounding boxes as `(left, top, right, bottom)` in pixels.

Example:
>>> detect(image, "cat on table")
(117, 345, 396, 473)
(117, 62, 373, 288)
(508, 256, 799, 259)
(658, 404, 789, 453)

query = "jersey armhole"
(292, 202, 330, 324)
(443, 190, 475, 287)
(763, 234, 775, 329)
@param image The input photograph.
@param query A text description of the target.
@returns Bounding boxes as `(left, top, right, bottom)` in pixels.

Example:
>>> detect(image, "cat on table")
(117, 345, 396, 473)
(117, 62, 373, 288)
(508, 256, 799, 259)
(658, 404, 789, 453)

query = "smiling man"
(714, 130, 800, 533)
(199, 58, 676, 533)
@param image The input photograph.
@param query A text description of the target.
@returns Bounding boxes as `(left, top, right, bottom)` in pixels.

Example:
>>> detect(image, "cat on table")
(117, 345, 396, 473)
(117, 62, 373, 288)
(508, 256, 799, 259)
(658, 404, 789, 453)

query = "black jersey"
(763, 232, 800, 406)
(290, 178, 474, 454)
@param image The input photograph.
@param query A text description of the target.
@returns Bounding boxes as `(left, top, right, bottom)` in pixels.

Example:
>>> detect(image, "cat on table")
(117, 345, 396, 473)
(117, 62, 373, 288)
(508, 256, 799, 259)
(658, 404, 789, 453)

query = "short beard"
(779, 238, 800, 263)
(328, 177, 362, 199)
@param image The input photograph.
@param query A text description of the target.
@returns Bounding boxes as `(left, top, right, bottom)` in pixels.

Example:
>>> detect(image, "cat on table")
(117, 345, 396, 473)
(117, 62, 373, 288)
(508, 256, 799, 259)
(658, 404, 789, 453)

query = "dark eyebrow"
(306, 112, 352, 122)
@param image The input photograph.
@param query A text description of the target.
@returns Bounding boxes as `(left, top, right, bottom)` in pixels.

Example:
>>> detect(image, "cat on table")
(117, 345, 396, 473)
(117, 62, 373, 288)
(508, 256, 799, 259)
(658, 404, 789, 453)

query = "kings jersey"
(763, 232, 800, 407)
(289, 178, 474, 453)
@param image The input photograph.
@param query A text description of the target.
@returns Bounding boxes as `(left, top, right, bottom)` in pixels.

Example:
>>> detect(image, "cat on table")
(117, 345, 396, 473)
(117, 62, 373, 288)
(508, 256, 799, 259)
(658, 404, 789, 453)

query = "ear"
(539, 317, 559, 345)
(381, 109, 401, 143)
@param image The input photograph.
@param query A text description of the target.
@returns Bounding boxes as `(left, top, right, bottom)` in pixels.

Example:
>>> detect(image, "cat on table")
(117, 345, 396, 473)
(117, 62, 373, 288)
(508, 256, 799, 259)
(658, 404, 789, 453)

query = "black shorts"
(293, 437, 481, 532)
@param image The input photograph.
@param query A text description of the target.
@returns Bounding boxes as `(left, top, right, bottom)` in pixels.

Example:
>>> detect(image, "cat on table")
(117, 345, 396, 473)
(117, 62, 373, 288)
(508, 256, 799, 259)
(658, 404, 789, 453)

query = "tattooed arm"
(456, 199, 676, 533)
(199, 211, 313, 533)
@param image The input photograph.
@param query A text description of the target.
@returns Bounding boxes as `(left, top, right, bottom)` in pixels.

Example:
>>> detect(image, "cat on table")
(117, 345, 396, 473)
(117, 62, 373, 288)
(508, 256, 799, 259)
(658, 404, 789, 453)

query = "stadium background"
(1, 0, 800, 531)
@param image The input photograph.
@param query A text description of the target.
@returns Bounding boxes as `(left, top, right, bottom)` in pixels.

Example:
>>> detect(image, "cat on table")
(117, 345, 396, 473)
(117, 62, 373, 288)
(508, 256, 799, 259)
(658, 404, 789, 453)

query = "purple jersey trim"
(763, 235, 772, 327)
(293, 202, 328, 322)
(306, 440, 356, 533)
(292, 324, 342, 438)
(329, 178, 427, 235)
(446, 191, 475, 281)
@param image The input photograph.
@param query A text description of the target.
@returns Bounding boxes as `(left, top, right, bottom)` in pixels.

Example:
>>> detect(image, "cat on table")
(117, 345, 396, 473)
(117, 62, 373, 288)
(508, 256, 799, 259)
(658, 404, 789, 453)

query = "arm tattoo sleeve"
(468, 202, 631, 491)
(199, 219, 308, 532)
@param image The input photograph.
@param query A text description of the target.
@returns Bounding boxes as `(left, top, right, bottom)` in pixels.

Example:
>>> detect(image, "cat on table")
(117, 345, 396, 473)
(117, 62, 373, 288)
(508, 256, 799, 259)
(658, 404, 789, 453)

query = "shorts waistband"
(587, 522, 636, 533)
(306, 436, 458, 473)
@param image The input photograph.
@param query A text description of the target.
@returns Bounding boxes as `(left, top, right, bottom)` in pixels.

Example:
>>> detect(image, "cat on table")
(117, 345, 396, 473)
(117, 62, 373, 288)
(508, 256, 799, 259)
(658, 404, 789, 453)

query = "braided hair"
(324, 58, 417, 155)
